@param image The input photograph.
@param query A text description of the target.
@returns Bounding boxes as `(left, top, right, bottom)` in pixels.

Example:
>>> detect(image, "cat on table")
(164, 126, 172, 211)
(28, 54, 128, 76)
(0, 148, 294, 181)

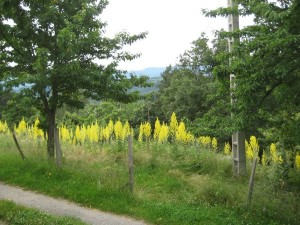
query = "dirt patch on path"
(0, 182, 147, 225)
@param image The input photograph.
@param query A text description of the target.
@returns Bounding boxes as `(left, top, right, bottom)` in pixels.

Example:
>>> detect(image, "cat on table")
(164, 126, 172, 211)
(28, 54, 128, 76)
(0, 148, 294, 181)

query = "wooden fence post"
(54, 128, 62, 168)
(128, 135, 134, 193)
(12, 132, 25, 160)
(248, 157, 258, 204)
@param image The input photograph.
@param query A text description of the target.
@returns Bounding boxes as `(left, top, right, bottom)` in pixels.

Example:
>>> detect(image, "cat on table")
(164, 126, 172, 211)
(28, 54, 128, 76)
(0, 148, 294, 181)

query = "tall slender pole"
(128, 135, 134, 193)
(228, 0, 246, 176)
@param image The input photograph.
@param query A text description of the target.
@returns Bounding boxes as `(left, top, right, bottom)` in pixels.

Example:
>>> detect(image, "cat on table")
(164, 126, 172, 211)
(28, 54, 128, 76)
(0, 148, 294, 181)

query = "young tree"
(0, 0, 147, 158)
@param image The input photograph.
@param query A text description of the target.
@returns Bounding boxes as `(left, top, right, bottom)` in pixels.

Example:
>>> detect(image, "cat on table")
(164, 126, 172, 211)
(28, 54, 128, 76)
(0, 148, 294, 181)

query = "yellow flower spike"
(249, 136, 259, 158)
(295, 153, 300, 170)
(15, 118, 27, 135)
(224, 142, 231, 155)
(143, 122, 152, 141)
(122, 121, 131, 141)
(212, 138, 218, 150)
(114, 119, 123, 141)
(176, 122, 186, 143)
(0, 121, 10, 134)
(169, 112, 178, 139)
(138, 123, 144, 143)
(153, 118, 161, 141)
(158, 123, 169, 143)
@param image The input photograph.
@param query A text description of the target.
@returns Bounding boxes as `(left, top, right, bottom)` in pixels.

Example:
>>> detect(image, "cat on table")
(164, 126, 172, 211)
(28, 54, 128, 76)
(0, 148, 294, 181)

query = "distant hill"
(128, 67, 165, 78)
(130, 76, 161, 95)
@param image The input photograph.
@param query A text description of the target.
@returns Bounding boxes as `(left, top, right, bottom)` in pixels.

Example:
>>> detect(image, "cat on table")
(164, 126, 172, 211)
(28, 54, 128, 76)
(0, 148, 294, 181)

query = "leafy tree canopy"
(153, 34, 228, 124)
(204, 0, 300, 147)
(0, 0, 148, 157)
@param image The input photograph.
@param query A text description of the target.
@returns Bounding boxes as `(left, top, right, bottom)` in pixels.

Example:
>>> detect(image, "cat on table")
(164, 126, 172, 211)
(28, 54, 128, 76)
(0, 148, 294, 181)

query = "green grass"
(0, 134, 299, 225)
(0, 200, 87, 225)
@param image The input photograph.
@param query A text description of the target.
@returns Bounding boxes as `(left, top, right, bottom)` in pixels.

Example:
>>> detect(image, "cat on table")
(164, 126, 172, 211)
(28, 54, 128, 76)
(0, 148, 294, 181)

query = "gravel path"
(0, 182, 147, 225)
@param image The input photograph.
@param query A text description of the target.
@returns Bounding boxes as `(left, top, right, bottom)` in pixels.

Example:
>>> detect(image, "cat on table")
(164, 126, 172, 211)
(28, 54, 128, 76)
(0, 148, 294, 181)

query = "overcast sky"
(101, 0, 250, 71)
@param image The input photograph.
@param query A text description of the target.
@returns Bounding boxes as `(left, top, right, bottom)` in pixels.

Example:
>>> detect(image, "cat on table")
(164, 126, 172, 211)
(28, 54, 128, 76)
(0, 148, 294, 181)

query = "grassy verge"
(0, 134, 299, 225)
(0, 200, 87, 225)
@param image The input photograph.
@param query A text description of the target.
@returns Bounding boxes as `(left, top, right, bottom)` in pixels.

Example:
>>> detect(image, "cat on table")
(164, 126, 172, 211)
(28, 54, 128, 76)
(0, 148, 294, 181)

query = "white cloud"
(101, 0, 248, 70)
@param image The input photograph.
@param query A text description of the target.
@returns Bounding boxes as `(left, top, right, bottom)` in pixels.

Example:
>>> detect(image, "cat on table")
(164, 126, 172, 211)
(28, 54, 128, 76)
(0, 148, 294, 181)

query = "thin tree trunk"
(47, 110, 56, 159)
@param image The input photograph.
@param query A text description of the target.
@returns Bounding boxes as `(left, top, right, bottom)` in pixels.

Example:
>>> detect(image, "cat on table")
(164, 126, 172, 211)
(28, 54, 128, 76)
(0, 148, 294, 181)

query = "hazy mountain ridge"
(128, 67, 165, 78)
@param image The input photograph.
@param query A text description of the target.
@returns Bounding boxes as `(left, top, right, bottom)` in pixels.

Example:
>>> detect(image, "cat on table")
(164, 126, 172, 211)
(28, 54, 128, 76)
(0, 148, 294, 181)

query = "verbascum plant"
(138, 123, 144, 143)
(143, 122, 152, 141)
(138, 122, 152, 142)
(114, 119, 123, 141)
(294, 153, 300, 170)
(0, 120, 10, 134)
(169, 112, 178, 139)
(87, 122, 100, 143)
(153, 118, 161, 141)
(158, 123, 169, 143)
(212, 138, 218, 151)
(15, 118, 27, 135)
(224, 142, 231, 155)
(121, 121, 131, 141)
(102, 126, 110, 141)
(30, 118, 44, 141)
(198, 136, 211, 148)
(107, 119, 114, 138)
(270, 143, 283, 164)
(176, 122, 186, 143)
(60, 125, 72, 143)
(246, 140, 254, 159)
(249, 136, 259, 158)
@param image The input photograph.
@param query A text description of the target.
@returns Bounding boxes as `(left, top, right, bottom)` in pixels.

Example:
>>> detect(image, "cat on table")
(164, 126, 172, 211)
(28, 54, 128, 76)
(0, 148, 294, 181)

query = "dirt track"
(0, 182, 147, 225)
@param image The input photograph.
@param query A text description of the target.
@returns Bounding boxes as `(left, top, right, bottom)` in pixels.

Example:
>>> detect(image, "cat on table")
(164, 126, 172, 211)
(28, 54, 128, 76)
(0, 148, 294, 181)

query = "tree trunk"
(47, 110, 56, 159)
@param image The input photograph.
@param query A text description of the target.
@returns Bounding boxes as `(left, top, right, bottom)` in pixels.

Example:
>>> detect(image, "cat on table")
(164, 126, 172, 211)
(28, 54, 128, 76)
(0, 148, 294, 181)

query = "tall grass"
(0, 134, 299, 225)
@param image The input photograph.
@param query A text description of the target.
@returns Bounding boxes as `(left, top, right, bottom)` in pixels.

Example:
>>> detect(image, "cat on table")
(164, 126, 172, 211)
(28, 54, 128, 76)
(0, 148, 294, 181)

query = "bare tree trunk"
(47, 110, 56, 159)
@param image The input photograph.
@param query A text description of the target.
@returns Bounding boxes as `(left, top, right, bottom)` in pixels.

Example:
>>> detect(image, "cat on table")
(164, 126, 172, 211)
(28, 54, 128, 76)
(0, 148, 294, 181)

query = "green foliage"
(0, 200, 87, 225)
(151, 34, 232, 142)
(207, 0, 300, 148)
(58, 100, 150, 129)
(0, 0, 148, 157)
(153, 35, 228, 122)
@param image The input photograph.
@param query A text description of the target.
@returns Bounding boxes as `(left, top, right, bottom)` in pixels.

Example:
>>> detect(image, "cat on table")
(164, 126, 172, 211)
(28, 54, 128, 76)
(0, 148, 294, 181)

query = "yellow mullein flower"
(114, 119, 123, 141)
(0, 120, 10, 134)
(158, 123, 169, 143)
(224, 142, 231, 155)
(15, 118, 27, 135)
(249, 136, 259, 158)
(138, 123, 144, 143)
(212, 138, 218, 151)
(295, 153, 300, 170)
(176, 122, 186, 143)
(246, 140, 254, 159)
(169, 112, 178, 139)
(153, 118, 161, 141)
